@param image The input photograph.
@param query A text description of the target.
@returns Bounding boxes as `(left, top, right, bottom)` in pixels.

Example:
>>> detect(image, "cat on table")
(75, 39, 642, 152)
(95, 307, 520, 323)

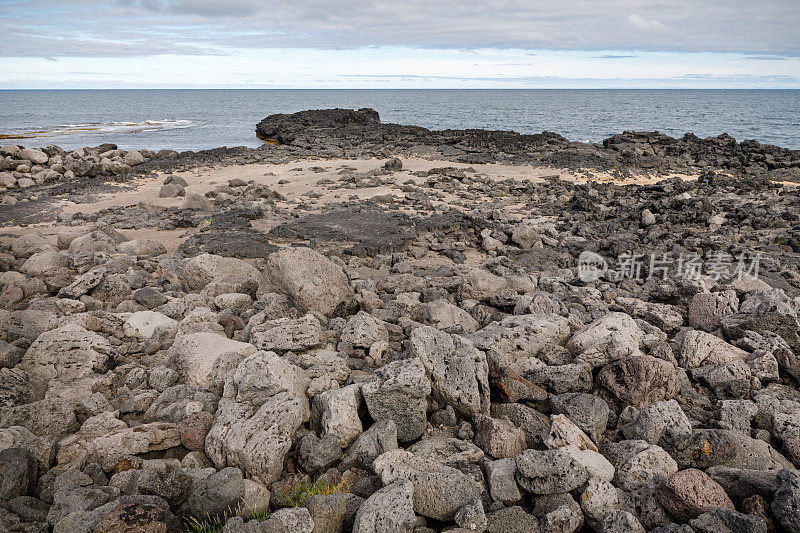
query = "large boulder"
(771, 468, 800, 532)
(566, 313, 640, 353)
(56, 412, 180, 468)
(258, 247, 354, 317)
(515, 447, 588, 494)
(468, 314, 570, 370)
(678, 330, 748, 369)
(93, 495, 177, 533)
(0, 447, 38, 502)
(656, 468, 735, 522)
(19, 325, 113, 384)
(183, 253, 260, 290)
(595, 354, 677, 410)
(373, 449, 480, 521)
(18, 148, 49, 165)
(311, 384, 363, 448)
(205, 351, 310, 484)
(362, 358, 431, 443)
(338, 311, 390, 351)
(180, 467, 245, 521)
(0, 397, 77, 442)
(352, 479, 415, 533)
(167, 332, 256, 388)
(122, 311, 178, 340)
(407, 326, 490, 418)
(248, 314, 323, 352)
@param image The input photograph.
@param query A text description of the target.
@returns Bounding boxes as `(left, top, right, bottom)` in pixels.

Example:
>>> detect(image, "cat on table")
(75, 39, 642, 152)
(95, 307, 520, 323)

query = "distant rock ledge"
(256, 108, 800, 178)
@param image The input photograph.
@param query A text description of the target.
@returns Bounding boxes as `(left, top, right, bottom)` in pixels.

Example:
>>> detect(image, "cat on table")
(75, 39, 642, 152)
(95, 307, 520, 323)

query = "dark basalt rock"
(177, 210, 278, 259)
(256, 108, 383, 144)
(254, 108, 800, 179)
(269, 207, 416, 256)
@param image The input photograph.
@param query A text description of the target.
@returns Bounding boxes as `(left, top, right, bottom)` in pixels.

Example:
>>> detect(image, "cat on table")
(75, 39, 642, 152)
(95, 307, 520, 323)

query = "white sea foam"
(1, 120, 196, 140)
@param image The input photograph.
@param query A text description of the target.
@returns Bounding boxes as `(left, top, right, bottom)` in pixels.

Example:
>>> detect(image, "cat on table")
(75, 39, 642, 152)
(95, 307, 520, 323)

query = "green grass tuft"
(277, 476, 353, 508)
(180, 504, 270, 533)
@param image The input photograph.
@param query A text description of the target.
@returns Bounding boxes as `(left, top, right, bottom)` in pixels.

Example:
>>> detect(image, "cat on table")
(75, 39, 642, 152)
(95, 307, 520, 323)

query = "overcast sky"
(1, 0, 799, 88)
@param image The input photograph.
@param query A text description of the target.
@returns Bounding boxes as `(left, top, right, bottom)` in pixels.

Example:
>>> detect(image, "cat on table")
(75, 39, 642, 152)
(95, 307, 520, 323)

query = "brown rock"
(473, 414, 526, 459)
(595, 354, 676, 410)
(491, 366, 547, 403)
(741, 494, 775, 533)
(178, 412, 214, 451)
(93, 496, 177, 533)
(782, 437, 800, 468)
(655, 468, 735, 522)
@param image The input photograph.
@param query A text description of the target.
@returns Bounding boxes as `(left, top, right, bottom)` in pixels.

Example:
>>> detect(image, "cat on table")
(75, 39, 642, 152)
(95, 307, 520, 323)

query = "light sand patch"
(52, 157, 698, 219)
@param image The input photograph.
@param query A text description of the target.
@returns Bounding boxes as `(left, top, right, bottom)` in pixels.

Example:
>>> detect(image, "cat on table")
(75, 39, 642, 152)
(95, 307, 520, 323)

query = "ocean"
(1, 89, 799, 152)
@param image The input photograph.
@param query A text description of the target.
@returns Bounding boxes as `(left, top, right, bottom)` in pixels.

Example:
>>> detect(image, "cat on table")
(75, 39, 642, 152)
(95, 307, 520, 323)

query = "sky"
(1, 0, 799, 88)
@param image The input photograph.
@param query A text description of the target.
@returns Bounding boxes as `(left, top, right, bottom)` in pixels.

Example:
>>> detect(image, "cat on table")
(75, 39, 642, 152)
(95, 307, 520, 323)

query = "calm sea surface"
(1, 89, 798, 152)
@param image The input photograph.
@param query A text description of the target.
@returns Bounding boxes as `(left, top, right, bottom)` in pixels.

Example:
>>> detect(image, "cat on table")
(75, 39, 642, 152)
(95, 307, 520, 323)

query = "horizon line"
(2, 87, 800, 91)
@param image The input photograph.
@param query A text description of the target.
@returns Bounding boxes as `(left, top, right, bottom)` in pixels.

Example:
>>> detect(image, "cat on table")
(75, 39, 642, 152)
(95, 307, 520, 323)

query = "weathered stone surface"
(93, 495, 177, 533)
(604, 440, 678, 491)
(184, 253, 260, 290)
(474, 414, 526, 458)
(0, 447, 37, 502)
(595, 354, 677, 410)
(408, 436, 484, 466)
(362, 357, 430, 442)
(311, 384, 363, 448)
(259, 247, 354, 317)
(248, 314, 323, 353)
(338, 311, 389, 351)
(486, 506, 541, 533)
(352, 479, 415, 533)
(678, 330, 748, 369)
(468, 314, 570, 370)
(567, 312, 642, 359)
(167, 332, 256, 388)
(515, 447, 588, 494)
(407, 326, 489, 418)
(20, 325, 113, 384)
(205, 351, 309, 484)
(656, 468, 735, 522)
(180, 467, 245, 521)
(771, 468, 800, 533)
(485, 458, 522, 503)
(122, 311, 177, 340)
(340, 419, 398, 471)
(373, 449, 480, 521)
(57, 414, 180, 468)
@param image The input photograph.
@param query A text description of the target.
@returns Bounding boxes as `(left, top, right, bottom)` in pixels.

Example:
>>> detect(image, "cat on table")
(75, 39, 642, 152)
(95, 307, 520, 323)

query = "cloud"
(593, 55, 639, 59)
(627, 14, 667, 32)
(344, 73, 800, 87)
(0, 0, 798, 57)
(745, 55, 788, 60)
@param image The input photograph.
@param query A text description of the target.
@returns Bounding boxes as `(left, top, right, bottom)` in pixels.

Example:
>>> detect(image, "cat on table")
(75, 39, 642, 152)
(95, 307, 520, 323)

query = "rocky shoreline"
(0, 109, 799, 533)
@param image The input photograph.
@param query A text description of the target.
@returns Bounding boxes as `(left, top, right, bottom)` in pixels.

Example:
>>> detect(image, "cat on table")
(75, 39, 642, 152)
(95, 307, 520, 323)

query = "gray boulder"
(0, 447, 37, 502)
(180, 467, 245, 521)
(248, 314, 323, 353)
(373, 449, 480, 521)
(261, 507, 314, 533)
(771, 468, 800, 533)
(352, 479, 415, 533)
(259, 247, 354, 317)
(205, 351, 310, 484)
(468, 314, 570, 370)
(514, 447, 588, 494)
(362, 357, 430, 442)
(20, 325, 113, 384)
(407, 326, 490, 418)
